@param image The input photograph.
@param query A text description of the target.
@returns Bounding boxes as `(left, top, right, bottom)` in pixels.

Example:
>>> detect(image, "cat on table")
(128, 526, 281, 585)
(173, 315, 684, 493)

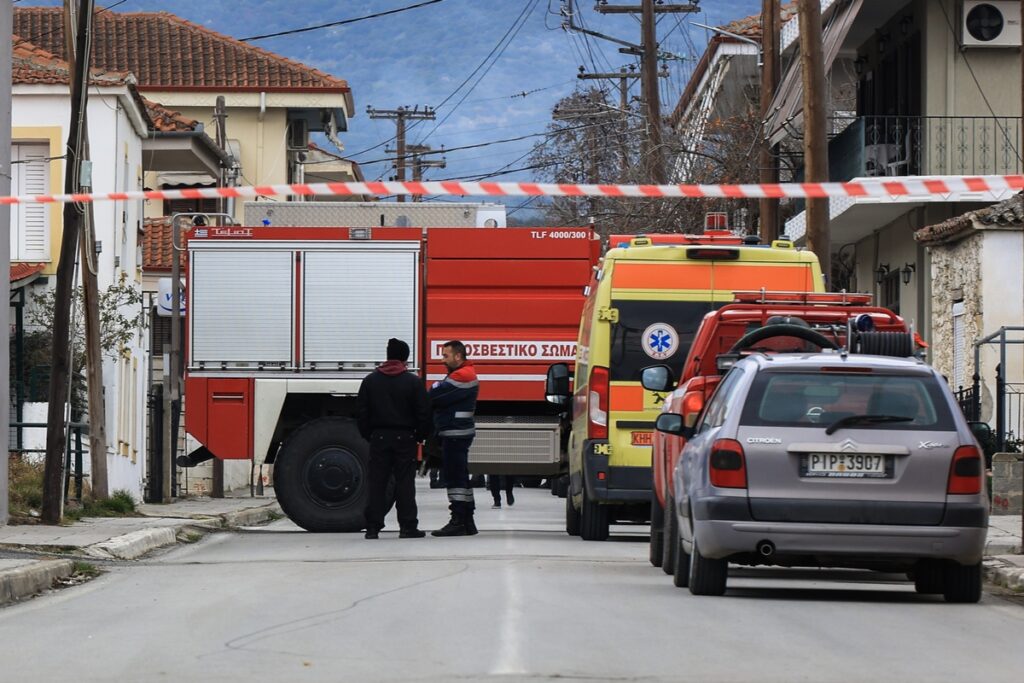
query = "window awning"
(763, 0, 864, 145)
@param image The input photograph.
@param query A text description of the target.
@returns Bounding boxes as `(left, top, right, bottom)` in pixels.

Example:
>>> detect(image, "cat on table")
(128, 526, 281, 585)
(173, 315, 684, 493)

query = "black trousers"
(364, 430, 419, 532)
(488, 475, 515, 502)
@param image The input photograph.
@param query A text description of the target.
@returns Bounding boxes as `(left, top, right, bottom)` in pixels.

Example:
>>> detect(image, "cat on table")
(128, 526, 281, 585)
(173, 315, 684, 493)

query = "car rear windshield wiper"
(824, 414, 914, 435)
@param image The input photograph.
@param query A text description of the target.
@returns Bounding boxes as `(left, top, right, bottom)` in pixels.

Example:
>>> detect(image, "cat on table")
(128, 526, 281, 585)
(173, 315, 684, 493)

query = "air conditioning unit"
(287, 119, 308, 151)
(961, 1, 1021, 47)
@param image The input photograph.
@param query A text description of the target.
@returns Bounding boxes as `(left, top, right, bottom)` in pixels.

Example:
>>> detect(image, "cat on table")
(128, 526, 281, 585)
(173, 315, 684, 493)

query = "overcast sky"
(24, 0, 761, 210)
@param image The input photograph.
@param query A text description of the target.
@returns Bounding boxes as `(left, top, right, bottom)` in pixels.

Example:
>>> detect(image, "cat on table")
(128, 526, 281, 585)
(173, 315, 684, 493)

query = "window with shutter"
(11, 144, 51, 261)
(952, 301, 966, 389)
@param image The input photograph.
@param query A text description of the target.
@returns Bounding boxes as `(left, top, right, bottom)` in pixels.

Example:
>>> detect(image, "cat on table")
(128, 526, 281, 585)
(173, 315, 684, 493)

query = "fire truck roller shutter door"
(273, 417, 370, 532)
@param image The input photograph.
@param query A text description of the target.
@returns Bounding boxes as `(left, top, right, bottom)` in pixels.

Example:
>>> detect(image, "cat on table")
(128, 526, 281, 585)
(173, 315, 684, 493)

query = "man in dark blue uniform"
(429, 340, 480, 537)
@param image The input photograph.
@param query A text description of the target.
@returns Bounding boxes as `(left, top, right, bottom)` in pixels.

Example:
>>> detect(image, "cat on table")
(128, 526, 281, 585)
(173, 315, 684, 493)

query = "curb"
(0, 560, 75, 607)
(984, 559, 1024, 592)
(83, 502, 282, 560)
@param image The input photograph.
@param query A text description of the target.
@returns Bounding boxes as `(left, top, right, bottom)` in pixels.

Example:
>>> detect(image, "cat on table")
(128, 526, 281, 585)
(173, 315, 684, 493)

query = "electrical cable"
(238, 0, 446, 42)
(13, 0, 127, 50)
(347, 0, 538, 159)
(416, 0, 541, 145)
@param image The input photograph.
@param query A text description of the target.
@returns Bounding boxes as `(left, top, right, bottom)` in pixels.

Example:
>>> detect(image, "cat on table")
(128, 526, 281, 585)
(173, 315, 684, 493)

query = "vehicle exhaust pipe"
(757, 540, 775, 558)
(176, 446, 215, 468)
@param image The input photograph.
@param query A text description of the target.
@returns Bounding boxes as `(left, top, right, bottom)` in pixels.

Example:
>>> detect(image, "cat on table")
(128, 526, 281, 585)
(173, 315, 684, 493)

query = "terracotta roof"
(10, 262, 46, 287)
(721, 1, 799, 39)
(142, 97, 198, 132)
(915, 194, 1024, 246)
(142, 217, 173, 271)
(14, 8, 350, 93)
(11, 34, 131, 86)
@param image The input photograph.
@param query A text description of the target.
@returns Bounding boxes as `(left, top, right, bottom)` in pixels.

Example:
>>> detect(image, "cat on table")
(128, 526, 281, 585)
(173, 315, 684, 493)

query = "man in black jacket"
(357, 338, 432, 539)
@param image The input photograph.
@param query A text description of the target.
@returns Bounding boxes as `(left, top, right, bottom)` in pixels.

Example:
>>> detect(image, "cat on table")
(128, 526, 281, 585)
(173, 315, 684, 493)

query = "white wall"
(979, 230, 1024, 394)
(12, 87, 149, 499)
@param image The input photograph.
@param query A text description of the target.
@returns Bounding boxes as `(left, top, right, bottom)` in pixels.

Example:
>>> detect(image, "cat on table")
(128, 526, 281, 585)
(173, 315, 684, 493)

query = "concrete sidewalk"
(984, 514, 1024, 591)
(0, 490, 280, 606)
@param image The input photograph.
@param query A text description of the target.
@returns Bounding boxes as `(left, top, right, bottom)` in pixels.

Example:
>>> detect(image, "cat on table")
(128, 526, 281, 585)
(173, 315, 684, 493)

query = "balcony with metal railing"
(827, 115, 1023, 181)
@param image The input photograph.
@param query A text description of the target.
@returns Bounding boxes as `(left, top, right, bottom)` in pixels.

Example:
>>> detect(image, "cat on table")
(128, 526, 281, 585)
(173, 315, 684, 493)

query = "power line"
(13, 0, 127, 50)
(239, 0, 446, 42)
(416, 0, 542, 145)
(347, 0, 538, 159)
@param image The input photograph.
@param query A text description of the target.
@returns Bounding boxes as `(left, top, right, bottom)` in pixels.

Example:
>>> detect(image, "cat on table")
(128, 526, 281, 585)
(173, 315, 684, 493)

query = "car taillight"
(947, 445, 982, 495)
(709, 438, 747, 489)
(588, 366, 609, 440)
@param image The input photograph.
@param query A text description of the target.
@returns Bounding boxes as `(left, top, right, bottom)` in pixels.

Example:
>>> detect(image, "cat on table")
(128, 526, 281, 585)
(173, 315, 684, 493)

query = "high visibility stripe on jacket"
(430, 362, 479, 438)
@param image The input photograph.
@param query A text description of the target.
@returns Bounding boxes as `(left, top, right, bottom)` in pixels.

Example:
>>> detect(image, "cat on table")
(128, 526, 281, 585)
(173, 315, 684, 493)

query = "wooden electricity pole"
(759, 0, 781, 241)
(1, 0, 13, 527)
(590, 1, 697, 184)
(407, 145, 445, 202)
(42, 0, 94, 523)
(367, 106, 435, 202)
(64, 0, 108, 501)
(798, 0, 831, 280)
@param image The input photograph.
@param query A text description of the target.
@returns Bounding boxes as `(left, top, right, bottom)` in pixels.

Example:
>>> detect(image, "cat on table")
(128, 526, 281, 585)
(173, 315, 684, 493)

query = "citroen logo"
(839, 439, 858, 452)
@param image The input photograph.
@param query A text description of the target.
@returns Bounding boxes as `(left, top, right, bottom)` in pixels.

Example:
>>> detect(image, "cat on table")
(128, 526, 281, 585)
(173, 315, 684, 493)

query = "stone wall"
(926, 232, 986, 412)
(992, 452, 1023, 515)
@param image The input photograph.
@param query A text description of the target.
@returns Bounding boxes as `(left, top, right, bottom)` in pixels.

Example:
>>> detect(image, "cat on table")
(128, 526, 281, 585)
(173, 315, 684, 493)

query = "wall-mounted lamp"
(901, 262, 916, 285)
(875, 263, 890, 284)
(854, 57, 866, 76)
(878, 32, 890, 54)
(900, 15, 913, 36)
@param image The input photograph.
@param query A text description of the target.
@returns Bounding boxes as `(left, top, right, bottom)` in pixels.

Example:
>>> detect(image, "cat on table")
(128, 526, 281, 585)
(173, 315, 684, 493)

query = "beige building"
(14, 7, 362, 225)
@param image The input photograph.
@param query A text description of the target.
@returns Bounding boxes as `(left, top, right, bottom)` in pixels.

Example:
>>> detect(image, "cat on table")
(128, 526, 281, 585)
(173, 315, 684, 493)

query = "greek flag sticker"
(642, 322, 679, 360)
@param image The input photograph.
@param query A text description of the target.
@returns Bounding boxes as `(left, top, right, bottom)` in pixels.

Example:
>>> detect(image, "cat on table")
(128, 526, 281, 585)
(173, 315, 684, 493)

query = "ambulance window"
(608, 300, 716, 382)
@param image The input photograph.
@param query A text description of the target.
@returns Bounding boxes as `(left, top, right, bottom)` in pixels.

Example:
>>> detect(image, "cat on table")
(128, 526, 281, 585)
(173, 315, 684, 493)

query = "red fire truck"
(180, 224, 599, 531)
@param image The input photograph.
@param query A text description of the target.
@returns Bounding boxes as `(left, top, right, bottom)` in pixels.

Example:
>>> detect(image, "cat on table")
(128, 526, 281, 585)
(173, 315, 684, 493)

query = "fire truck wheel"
(274, 417, 369, 532)
(649, 496, 664, 567)
(566, 491, 581, 536)
(579, 485, 609, 541)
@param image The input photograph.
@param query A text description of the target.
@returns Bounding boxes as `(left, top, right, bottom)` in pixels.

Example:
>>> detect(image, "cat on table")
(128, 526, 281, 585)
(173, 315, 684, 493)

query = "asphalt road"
(1, 481, 1023, 682)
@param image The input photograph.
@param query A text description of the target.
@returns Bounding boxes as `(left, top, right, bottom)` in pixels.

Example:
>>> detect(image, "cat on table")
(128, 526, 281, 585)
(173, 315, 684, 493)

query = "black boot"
(465, 515, 478, 536)
(431, 515, 470, 537)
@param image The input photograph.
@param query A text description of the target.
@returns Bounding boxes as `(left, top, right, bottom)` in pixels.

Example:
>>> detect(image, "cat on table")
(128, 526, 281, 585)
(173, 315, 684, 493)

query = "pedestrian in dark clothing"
(357, 338, 432, 539)
(429, 340, 480, 537)
(489, 475, 516, 508)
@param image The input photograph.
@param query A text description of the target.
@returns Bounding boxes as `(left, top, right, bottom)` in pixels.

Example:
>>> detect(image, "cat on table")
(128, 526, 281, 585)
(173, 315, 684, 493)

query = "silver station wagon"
(656, 352, 989, 602)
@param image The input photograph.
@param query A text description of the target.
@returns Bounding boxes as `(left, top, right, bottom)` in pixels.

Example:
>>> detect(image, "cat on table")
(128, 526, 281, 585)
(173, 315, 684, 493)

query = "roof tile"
(142, 217, 173, 271)
(914, 194, 1024, 245)
(14, 7, 349, 92)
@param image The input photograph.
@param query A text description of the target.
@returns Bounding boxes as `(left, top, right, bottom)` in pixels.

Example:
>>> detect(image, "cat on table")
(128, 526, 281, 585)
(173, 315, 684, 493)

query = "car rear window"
(740, 371, 956, 431)
(608, 300, 716, 382)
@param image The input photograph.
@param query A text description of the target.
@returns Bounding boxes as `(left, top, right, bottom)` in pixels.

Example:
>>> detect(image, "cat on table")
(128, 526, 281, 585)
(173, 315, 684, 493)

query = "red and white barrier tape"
(1, 176, 1022, 205)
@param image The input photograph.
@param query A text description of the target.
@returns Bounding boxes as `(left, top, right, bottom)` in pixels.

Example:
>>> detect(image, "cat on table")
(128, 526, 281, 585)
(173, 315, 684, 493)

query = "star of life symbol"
(641, 322, 679, 360)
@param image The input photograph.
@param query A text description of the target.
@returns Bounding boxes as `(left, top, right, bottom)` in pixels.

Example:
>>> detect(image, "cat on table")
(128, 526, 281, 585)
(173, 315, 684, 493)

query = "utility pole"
(591, 1, 697, 184)
(798, 0, 830, 280)
(367, 106, 435, 202)
(759, 0, 781, 241)
(578, 65, 647, 179)
(43, 0, 94, 523)
(406, 145, 445, 202)
(1, 0, 13, 526)
(210, 95, 229, 497)
(64, 0, 108, 501)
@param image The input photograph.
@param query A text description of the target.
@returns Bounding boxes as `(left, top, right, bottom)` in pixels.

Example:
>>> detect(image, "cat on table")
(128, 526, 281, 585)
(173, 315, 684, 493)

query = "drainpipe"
(257, 91, 266, 187)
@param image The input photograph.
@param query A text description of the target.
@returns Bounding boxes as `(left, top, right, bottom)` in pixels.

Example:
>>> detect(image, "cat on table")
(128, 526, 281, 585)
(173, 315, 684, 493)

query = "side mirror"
(641, 364, 675, 392)
(656, 413, 694, 439)
(545, 363, 571, 405)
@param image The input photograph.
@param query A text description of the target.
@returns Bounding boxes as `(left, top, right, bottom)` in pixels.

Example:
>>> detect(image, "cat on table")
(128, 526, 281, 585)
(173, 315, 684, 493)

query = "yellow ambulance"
(545, 232, 825, 540)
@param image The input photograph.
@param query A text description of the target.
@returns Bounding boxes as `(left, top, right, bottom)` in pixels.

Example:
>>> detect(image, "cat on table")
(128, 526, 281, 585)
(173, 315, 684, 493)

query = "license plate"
(802, 453, 891, 478)
(631, 431, 653, 447)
